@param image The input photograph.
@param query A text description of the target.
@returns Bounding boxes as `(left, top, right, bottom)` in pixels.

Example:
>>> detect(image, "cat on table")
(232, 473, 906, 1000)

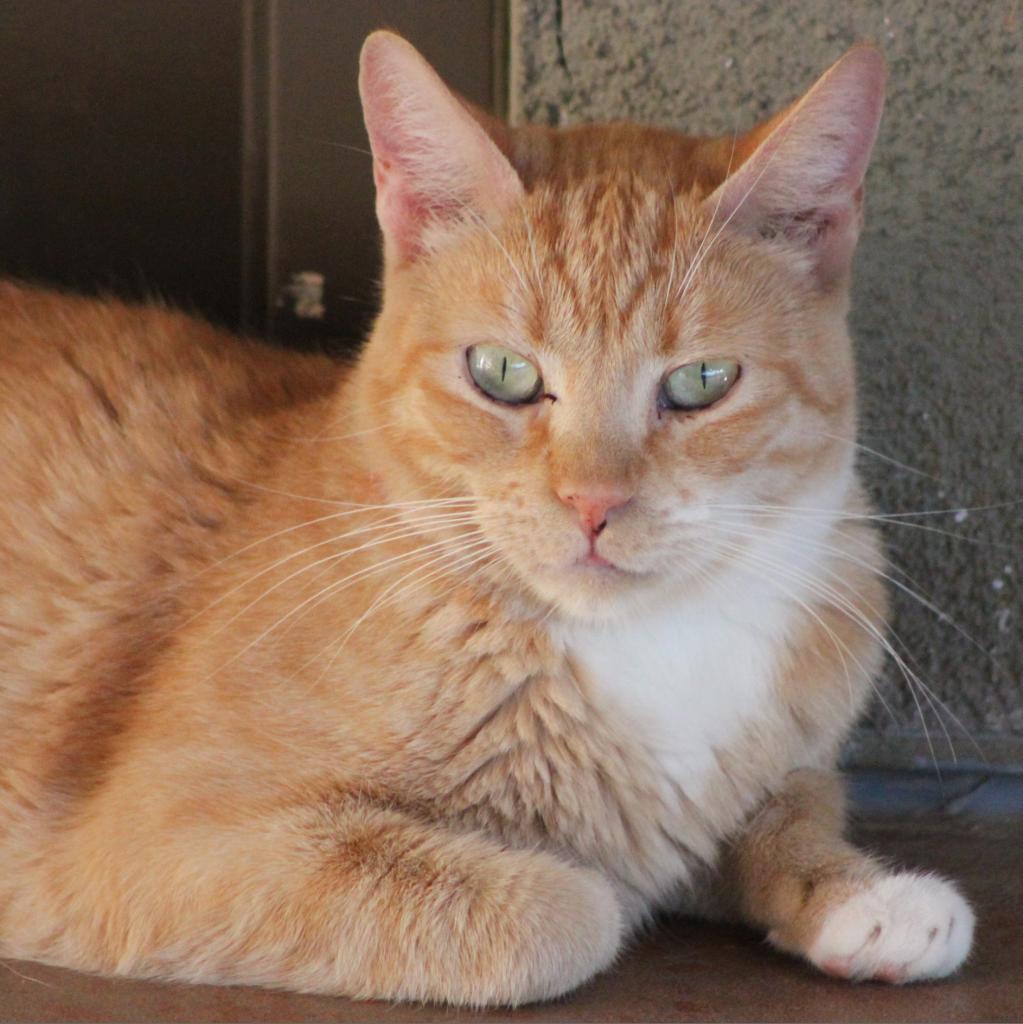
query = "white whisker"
(674, 112, 796, 306)
(199, 528, 491, 681)
(817, 430, 940, 482)
(312, 540, 497, 683)
(708, 514, 1008, 682)
(201, 512, 488, 644)
(194, 496, 476, 576)
(672, 122, 739, 308)
(701, 525, 985, 767)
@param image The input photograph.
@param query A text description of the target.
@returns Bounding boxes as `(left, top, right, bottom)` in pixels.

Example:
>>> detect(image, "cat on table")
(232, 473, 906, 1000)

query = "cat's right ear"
(359, 32, 524, 269)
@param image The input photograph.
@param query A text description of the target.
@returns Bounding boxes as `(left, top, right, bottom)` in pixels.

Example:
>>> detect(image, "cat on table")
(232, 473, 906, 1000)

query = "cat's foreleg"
(18, 796, 622, 1006)
(724, 768, 974, 982)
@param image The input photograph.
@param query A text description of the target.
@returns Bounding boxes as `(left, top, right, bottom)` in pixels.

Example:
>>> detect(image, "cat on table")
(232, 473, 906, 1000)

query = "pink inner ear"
(372, 160, 432, 264)
(359, 32, 523, 266)
(360, 52, 445, 260)
(372, 156, 469, 264)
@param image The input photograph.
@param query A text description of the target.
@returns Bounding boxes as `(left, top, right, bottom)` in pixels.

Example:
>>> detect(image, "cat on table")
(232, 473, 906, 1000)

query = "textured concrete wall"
(510, 1, 1023, 768)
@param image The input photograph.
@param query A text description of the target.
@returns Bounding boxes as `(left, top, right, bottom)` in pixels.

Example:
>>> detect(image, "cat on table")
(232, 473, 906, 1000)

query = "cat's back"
(0, 279, 341, 454)
(0, 281, 342, 566)
(0, 281, 343, 815)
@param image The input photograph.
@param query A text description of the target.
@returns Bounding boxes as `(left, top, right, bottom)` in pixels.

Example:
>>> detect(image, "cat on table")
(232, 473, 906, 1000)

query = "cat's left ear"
(359, 31, 524, 268)
(704, 46, 886, 289)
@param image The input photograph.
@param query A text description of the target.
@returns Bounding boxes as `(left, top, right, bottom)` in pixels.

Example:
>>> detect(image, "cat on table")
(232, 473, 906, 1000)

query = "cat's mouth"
(524, 544, 663, 620)
(570, 550, 644, 577)
(581, 550, 619, 570)
(577, 534, 627, 571)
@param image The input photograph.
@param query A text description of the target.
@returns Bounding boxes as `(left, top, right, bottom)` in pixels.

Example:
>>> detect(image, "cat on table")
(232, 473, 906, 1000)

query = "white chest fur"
(563, 569, 803, 804)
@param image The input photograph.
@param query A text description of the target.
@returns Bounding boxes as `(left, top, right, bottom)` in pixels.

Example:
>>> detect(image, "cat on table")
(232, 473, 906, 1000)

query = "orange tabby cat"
(0, 32, 973, 1005)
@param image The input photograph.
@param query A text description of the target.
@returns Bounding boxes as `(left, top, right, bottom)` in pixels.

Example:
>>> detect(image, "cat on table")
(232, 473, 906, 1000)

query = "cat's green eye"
(466, 345, 543, 405)
(661, 359, 740, 411)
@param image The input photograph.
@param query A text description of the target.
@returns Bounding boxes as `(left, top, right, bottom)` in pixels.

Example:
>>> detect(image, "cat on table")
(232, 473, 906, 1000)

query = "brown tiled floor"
(3, 817, 1021, 1023)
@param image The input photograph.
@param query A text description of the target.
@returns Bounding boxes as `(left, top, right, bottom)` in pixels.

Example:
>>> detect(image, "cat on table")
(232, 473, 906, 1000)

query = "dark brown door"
(253, 1, 504, 348)
(0, 0, 504, 349)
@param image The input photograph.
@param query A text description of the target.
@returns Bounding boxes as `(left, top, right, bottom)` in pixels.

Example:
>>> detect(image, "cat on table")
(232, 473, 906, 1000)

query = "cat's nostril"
(556, 485, 631, 537)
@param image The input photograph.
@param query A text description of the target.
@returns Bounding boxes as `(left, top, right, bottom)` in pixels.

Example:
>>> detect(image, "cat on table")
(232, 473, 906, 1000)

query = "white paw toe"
(808, 872, 974, 983)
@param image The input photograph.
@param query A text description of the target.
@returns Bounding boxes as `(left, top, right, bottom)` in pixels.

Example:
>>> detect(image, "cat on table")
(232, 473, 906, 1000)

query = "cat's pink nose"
(557, 484, 631, 538)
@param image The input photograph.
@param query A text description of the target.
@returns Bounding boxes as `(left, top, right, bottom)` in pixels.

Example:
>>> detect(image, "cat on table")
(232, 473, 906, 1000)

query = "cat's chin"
(528, 562, 666, 623)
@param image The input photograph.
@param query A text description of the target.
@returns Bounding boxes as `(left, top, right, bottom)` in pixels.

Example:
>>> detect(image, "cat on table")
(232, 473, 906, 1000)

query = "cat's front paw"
(804, 872, 974, 983)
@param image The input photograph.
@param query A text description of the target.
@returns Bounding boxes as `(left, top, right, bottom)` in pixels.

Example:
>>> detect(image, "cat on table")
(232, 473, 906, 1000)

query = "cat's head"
(354, 32, 885, 620)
